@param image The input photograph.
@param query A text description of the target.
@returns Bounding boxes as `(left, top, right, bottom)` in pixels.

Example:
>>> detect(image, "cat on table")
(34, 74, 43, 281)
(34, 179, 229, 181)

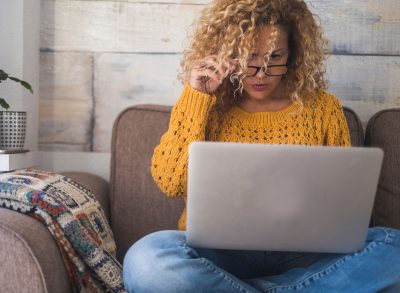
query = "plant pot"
(0, 111, 27, 150)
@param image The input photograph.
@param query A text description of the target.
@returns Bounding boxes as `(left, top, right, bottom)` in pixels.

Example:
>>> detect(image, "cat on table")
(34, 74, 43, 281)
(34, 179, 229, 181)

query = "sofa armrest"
(61, 171, 110, 221)
(0, 208, 71, 293)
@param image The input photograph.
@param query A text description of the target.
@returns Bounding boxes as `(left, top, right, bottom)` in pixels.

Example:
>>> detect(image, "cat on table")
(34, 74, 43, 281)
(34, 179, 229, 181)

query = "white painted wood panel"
(73, 0, 208, 3)
(39, 151, 111, 181)
(327, 55, 400, 125)
(307, 0, 400, 55)
(327, 55, 400, 104)
(41, 0, 400, 55)
(39, 98, 92, 150)
(39, 143, 91, 151)
(126, 0, 207, 3)
(39, 52, 93, 101)
(93, 52, 182, 151)
(39, 51, 93, 150)
(41, 1, 202, 53)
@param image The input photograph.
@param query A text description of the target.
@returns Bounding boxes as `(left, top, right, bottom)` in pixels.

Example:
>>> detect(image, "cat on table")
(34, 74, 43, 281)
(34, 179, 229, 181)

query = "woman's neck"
(239, 93, 293, 113)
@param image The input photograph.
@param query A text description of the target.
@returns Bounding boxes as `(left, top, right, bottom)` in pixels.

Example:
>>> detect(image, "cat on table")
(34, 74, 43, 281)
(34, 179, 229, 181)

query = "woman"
(123, 0, 400, 292)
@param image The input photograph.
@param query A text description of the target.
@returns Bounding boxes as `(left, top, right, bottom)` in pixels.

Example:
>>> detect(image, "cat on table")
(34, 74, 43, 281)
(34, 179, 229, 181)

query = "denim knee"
(367, 227, 400, 247)
(123, 230, 186, 292)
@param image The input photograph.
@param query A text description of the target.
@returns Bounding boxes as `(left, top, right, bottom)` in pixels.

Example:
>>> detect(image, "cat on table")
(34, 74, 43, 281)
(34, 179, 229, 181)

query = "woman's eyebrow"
(268, 48, 286, 54)
(258, 48, 287, 56)
(251, 48, 287, 57)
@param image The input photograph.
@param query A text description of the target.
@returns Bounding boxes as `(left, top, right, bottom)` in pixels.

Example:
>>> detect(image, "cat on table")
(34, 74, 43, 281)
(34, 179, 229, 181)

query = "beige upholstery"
(110, 105, 185, 262)
(343, 106, 364, 147)
(365, 109, 400, 229)
(0, 209, 71, 293)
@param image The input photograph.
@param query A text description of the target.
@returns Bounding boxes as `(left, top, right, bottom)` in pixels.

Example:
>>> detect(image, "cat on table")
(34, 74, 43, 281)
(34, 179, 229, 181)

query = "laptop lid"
(186, 142, 383, 253)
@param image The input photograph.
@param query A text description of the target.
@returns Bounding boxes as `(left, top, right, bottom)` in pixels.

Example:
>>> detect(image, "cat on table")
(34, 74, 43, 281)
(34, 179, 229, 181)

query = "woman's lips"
(251, 84, 268, 91)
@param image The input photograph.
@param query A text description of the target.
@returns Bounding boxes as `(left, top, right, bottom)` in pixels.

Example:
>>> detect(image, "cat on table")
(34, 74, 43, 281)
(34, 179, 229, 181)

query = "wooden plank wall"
(39, 0, 400, 152)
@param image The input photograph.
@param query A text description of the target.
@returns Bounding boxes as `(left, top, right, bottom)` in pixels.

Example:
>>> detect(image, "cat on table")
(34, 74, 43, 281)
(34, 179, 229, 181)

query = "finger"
(227, 59, 239, 73)
(192, 67, 214, 81)
(202, 68, 223, 84)
(193, 65, 223, 82)
(228, 58, 239, 66)
(204, 79, 210, 94)
(196, 56, 215, 69)
(214, 58, 239, 79)
(194, 66, 208, 73)
(203, 59, 227, 77)
(194, 65, 232, 85)
(196, 61, 207, 69)
(198, 56, 222, 71)
(195, 56, 216, 70)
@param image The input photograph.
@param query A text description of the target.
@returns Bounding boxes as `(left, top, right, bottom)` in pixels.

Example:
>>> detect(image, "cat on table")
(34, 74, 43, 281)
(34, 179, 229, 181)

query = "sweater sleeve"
(324, 94, 352, 147)
(151, 84, 217, 197)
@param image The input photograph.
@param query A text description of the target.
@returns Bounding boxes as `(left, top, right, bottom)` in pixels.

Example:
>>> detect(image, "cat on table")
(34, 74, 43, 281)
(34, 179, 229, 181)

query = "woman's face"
(242, 25, 290, 102)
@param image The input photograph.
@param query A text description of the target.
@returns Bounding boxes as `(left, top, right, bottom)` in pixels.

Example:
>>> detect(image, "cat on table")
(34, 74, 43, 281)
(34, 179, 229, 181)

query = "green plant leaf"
(0, 69, 33, 94)
(20, 80, 33, 94)
(0, 98, 10, 110)
(0, 69, 8, 82)
(8, 76, 21, 82)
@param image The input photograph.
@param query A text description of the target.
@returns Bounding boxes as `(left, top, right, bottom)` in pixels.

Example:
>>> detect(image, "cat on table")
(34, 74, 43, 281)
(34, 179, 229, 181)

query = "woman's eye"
(271, 54, 281, 59)
(249, 54, 257, 60)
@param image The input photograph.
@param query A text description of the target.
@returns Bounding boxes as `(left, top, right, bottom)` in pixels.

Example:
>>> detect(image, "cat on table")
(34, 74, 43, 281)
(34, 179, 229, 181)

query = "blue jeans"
(123, 228, 400, 292)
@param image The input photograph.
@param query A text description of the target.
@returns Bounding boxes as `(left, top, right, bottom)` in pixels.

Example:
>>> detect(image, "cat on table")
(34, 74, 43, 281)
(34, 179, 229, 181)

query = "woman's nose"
(255, 66, 266, 79)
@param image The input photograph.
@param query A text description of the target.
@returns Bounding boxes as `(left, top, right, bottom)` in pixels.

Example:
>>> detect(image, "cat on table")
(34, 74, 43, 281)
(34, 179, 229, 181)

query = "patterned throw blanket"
(0, 169, 126, 293)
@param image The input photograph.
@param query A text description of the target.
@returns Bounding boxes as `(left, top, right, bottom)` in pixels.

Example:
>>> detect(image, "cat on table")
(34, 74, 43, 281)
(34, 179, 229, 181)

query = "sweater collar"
(230, 102, 302, 124)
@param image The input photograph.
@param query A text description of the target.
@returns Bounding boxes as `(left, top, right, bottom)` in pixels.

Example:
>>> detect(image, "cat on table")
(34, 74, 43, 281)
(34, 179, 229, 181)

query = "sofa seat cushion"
(365, 108, 400, 229)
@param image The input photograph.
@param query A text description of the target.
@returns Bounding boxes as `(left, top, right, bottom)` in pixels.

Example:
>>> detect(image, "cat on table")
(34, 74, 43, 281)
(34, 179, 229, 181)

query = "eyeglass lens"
(245, 65, 288, 77)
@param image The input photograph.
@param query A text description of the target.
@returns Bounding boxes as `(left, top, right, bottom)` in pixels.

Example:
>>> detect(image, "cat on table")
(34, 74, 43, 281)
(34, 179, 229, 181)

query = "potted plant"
(0, 69, 33, 151)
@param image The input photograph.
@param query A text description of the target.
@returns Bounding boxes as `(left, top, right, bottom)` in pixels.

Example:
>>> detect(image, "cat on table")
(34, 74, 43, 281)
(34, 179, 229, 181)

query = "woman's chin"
(245, 91, 273, 101)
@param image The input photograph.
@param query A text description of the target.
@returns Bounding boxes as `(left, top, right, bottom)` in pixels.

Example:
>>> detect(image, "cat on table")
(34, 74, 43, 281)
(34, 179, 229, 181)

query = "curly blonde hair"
(179, 0, 329, 110)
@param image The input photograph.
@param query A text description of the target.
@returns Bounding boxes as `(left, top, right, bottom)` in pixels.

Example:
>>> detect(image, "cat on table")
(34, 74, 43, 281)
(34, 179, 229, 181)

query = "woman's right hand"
(189, 56, 237, 95)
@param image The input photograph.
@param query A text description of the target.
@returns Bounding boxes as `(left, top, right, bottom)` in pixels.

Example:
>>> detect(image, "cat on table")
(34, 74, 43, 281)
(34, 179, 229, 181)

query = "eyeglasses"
(245, 64, 288, 77)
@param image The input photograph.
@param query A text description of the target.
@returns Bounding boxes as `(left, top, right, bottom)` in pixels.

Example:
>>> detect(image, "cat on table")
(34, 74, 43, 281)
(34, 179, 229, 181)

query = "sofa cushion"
(365, 108, 400, 229)
(110, 105, 185, 262)
(343, 107, 364, 147)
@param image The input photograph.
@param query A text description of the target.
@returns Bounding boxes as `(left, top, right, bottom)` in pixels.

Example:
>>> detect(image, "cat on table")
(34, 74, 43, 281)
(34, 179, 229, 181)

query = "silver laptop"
(186, 142, 383, 253)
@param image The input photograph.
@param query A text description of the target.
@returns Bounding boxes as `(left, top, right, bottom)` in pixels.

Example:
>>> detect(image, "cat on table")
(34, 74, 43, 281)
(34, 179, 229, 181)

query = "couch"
(0, 105, 399, 292)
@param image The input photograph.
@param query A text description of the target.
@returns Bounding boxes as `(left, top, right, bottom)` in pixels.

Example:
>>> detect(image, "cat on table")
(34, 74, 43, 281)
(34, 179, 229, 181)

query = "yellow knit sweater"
(151, 84, 351, 230)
